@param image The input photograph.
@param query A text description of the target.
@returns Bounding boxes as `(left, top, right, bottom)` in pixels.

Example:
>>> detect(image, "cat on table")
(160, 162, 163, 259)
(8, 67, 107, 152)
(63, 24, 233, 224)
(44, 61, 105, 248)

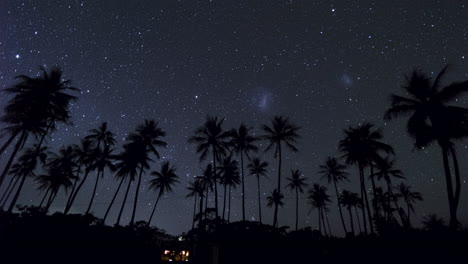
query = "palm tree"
(340, 190, 361, 235)
(286, 170, 308, 231)
(339, 123, 393, 234)
(247, 158, 269, 223)
(308, 184, 331, 236)
(384, 66, 468, 229)
(147, 161, 179, 226)
(422, 214, 445, 231)
(218, 157, 240, 221)
(85, 145, 115, 215)
(319, 157, 349, 234)
(128, 119, 167, 225)
(266, 188, 284, 227)
(1, 66, 78, 189)
(228, 124, 258, 221)
(196, 164, 215, 221)
(373, 157, 405, 224)
(262, 116, 300, 227)
(396, 182, 423, 226)
(65, 139, 92, 213)
(85, 122, 116, 149)
(186, 179, 204, 229)
(189, 116, 230, 218)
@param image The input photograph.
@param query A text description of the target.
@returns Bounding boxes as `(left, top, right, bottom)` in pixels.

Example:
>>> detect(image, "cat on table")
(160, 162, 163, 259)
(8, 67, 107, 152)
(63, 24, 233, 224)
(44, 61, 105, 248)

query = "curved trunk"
(86, 170, 102, 215)
(65, 170, 90, 214)
(441, 145, 458, 229)
(212, 147, 219, 218)
(7, 174, 27, 213)
(103, 176, 125, 222)
(241, 152, 245, 221)
(130, 166, 144, 225)
(257, 175, 262, 223)
(334, 180, 348, 234)
(147, 192, 162, 226)
(0, 131, 27, 189)
(116, 178, 132, 226)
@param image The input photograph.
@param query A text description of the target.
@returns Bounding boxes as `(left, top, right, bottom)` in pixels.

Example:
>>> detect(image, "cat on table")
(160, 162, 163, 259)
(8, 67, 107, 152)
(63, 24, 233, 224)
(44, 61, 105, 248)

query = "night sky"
(0, 0, 467, 236)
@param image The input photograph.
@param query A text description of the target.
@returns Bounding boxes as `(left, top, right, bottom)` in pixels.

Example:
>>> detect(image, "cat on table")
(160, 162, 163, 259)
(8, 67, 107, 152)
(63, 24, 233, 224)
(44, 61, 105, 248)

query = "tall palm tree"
(340, 190, 361, 235)
(247, 158, 269, 223)
(147, 161, 179, 226)
(373, 157, 405, 224)
(339, 123, 393, 234)
(262, 116, 300, 227)
(196, 164, 215, 221)
(319, 157, 349, 234)
(266, 188, 284, 227)
(384, 66, 468, 229)
(218, 157, 240, 221)
(86, 145, 115, 215)
(189, 116, 230, 218)
(229, 124, 258, 221)
(308, 184, 331, 236)
(396, 182, 423, 226)
(1, 66, 78, 189)
(128, 119, 167, 225)
(65, 139, 92, 213)
(186, 179, 204, 229)
(286, 169, 308, 231)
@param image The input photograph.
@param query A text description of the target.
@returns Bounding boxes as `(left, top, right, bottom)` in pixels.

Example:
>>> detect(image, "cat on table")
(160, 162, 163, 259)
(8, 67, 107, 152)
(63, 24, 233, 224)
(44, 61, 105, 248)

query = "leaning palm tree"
(262, 116, 300, 227)
(186, 179, 204, 229)
(319, 157, 349, 234)
(247, 158, 269, 223)
(65, 139, 92, 213)
(266, 188, 284, 227)
(189, 116, 230, 218)
(396, 182, 423, 226)
(218, 157, 240, 221)
(308, 184, 331, 236)
(1, 66, 78, 189)
(339, 190, 361, 235)
(128, 119, 167, 225)
(286, 169, 308, 231)
(228, 124, 258, 221)
(339, 123, 393, 234)
(147, 161, 179, 226)
(384, 66, 468, 229)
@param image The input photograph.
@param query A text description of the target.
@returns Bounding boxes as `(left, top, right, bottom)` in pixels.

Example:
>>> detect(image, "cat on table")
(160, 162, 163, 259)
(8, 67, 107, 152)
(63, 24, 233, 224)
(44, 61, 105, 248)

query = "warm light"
(164, 250, 170, 255)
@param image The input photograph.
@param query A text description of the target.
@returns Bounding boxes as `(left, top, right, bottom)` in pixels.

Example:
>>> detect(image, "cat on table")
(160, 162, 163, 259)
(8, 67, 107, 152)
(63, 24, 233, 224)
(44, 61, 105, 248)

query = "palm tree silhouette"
(128, 119, 167, 225)
(384, 66, 468, 229)
(262, 116, 300, 227)
(373, 157, 405, 224)
(319, 157, 349, 234)
(286, 169, 308, 231)
(247, 158, 269, 224)
(228, 124, 258, 221)
(196, 164, 215, 221)
(85, 122, 116, 149)
(186, 179, 204, 229)
(1, 66, 78, 189)
(147, 161, 179, 226)
(396, 182, 423, 226)
(422, 214, 445, 231)
(218, 156, 240, 221)
(308, 183, 331, 236)
(339, 190, 361, 235)
(189, 116, 230, 218)
(86, 145, 115, 215)
(266, 188, 284, 227)
(339, 123, 393, 234)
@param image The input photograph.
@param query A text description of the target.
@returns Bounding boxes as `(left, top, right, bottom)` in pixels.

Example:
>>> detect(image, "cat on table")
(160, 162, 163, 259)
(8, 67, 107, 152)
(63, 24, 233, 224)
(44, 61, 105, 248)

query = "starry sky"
(0, 0, 467, 236)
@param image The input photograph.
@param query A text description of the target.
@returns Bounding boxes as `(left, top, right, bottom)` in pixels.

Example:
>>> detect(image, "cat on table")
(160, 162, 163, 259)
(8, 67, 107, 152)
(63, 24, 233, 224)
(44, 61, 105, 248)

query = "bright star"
(15, 54, 20, 59)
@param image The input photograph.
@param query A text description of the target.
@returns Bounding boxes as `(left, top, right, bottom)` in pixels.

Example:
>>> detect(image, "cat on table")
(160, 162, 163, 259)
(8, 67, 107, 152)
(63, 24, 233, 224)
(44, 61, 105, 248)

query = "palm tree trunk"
(1, 177, 19, 208)
(7, 174, 27, 213)
(241, 152, 245, 221)
(45, 191, 58, 212)
(326, 213, 333, 237)
(39, 188, 50, 208)
(274, 143, 282, 228)
(0, 131, 19, 158)
(318, 208, 322, 234)
(130, 166, 144, 225)
(212, 147, 219, 218)
(222, 184, 227, 220)
(116, 178, 132, 226)
(66, 162, 82, 209)
(257, 175, 262, 224)
(295, 188, 299, 231)
(348, 207, 355, 235)
(198, 192, 203, 227)
(86, 170, 101, 215)
(192, 193, 197, 230)
(360, 165, 374, 234)
(204, 185, 209, 221)
(65, 170, 90, 214)
(369, 163, 378, 217)
(358, 166, 368, 234)
(450, 147, 461, 226)
(103, 176, 125, 222)
(388, 182, 404, 225)
(0, 176, 17, 205)
(321, 208, 328, 237)
(354, 206, 362, 234)
(333, 180, 348, 234)
(441, 145, 457, 229)
(228, 185, 232, 222)
(147, 192, 162, 226)
(273, 200, 278, 227)
(0, 131, 27, 189)
(407, 203, 411, 226)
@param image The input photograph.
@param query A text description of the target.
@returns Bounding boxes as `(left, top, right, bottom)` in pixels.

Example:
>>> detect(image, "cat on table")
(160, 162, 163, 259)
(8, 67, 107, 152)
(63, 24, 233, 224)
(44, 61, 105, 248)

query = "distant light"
(15, 54, 20, 59)
(331, 8, 335, 12)
(195, 95, 198, 99)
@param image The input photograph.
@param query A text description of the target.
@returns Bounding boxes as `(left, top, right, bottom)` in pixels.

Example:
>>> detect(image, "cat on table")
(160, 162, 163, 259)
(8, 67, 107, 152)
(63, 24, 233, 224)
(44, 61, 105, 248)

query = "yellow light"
(164, 250, 170, 255)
